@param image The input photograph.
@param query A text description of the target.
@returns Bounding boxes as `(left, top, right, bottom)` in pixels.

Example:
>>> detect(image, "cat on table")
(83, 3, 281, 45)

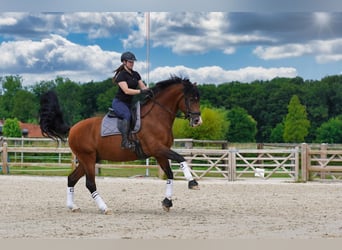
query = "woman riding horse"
(39, 76, 202, 214)
(112, 51, 152, 150)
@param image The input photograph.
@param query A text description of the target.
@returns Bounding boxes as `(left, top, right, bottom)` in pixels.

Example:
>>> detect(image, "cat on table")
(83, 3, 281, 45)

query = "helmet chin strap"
(123, 64, 133, 74)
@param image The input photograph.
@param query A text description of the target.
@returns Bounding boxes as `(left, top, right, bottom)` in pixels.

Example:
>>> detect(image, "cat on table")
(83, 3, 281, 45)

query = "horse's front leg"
(155, 149, 199, 212)
(165, 149, 199, 190)
(180, 161, 199, 190)
(155, 157, 174, 212)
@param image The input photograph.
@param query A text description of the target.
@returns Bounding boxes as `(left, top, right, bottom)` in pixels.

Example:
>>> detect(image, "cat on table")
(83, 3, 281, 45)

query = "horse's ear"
(193, 82, 197, 86)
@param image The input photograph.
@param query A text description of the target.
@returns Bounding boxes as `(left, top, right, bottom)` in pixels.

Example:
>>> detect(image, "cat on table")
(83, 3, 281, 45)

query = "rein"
(140, 85, 200, 120)
(141, 98, 178, 118)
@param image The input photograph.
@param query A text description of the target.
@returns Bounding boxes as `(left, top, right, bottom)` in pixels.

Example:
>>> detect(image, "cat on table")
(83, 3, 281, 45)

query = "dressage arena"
(1, 175, 342, 239)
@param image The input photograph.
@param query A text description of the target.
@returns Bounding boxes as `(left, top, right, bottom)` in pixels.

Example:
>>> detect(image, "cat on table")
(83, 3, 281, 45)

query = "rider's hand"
(140, 88, 154, 98)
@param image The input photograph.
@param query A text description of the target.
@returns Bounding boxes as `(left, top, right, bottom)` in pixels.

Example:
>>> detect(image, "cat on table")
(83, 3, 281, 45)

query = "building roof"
(0, 120, 44, 137)
(19, 122, 44, 138)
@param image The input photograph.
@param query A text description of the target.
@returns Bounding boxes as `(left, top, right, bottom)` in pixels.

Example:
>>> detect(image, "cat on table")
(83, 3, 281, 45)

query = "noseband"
(141, 81, 201, 121)
(184, 95, 201, 121)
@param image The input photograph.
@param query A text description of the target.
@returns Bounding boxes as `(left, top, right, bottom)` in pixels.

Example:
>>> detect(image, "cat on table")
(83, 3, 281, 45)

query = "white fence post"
(229, 147, 236, 181)
(1, 142, 9, 174)
(301, 143, 308, 182)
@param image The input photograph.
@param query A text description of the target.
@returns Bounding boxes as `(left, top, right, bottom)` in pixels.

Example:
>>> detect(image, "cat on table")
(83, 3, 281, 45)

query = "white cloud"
(223, 47, 235, 54)
(2, 12, 342, 85)
(0, 16, 17, 26)
(0, 35, 297, 85)
(254, 38, 342, 63)
(0, 35, 121, 83)
(316, 54, 342, 63)
(253, 44, 312, 59)
(149, 65, 297, 84)
(146, 12, 274, 55)
(0, 12, 139, 40)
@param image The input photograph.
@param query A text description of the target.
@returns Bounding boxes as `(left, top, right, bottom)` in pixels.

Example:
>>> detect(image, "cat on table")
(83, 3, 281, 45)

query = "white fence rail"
(0, 137, 299, 181)
(3, 137, 342, 182)
(171, 147, 299, 181)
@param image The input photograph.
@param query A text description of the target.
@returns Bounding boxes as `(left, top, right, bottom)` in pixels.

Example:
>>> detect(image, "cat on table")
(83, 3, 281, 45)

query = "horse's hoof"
(188, 179, 199, 190)
(162, 206, 170, 212)
(70, 207, 81, 212)
(162, 198, 173, 212)
(103, 208, 112, 215)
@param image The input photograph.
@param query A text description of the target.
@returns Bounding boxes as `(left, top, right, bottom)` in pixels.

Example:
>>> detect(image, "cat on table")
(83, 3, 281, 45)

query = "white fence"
(0, 137, 304, 181)
(171, 147, 299, 181)
(4, 138, 342, 181)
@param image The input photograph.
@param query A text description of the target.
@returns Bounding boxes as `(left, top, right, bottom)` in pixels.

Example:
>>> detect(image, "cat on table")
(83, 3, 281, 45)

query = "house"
(19, 122, 44, 138)
(0, 120, 44, 138)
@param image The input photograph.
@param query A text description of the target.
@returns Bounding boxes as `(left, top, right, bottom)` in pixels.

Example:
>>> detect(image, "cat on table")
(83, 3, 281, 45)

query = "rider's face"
(124, 60, 134, 70)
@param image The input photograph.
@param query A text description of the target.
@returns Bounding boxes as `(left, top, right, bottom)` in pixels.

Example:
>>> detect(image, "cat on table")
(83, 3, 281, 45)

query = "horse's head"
(146, 76, 202, 127)
(182, 79, 202, 127)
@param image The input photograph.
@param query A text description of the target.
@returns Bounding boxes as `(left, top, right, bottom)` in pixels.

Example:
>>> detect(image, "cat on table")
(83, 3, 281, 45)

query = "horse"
(39, 76, 202, 214)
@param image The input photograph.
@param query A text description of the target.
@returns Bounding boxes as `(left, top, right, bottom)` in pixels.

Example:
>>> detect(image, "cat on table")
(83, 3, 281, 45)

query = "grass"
(2, 165, 298, 180)
(2, 165, 161, 178)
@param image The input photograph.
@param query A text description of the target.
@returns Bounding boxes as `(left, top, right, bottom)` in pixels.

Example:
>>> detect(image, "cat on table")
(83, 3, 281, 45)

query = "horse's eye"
(191, 96, 198, 102)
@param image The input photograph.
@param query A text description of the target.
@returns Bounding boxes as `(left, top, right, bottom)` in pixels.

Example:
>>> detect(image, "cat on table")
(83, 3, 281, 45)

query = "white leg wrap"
(180, 161, 193, 181)
(66, 187, 75, 209)
(165, 179, 173, 199)
(91, 191, 108, 212)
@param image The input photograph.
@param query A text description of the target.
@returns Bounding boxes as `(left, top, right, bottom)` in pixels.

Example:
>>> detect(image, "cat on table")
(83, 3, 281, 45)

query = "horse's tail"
(39, 90, 70, 142)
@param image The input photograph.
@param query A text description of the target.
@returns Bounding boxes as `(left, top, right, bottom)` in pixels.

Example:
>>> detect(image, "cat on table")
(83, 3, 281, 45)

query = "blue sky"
(1, 3, 342, 86)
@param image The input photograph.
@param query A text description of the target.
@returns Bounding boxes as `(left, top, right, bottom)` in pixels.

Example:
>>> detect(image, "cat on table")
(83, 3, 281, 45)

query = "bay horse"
(39, 76, 202, 214)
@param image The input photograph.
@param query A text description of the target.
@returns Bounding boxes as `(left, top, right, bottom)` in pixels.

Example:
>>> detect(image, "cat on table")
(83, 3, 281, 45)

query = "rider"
(112, 51, 151, 150)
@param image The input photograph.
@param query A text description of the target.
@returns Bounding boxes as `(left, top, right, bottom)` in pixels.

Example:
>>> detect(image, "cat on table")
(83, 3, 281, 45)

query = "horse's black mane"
(151, 76, 192, 95)
(140, 75, 199, 105)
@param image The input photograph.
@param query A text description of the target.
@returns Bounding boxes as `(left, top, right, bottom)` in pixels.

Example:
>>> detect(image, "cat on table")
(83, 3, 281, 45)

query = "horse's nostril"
(191, 116, 202, 127)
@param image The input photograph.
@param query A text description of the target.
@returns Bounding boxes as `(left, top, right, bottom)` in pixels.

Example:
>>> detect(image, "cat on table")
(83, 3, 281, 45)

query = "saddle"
(101, 102, 147, 159)
(101, 102, 141, 137)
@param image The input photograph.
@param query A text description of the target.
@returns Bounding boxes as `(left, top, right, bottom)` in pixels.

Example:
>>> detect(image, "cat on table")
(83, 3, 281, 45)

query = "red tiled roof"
(19, 122, 44, 138)
(0, 120, 44, 138)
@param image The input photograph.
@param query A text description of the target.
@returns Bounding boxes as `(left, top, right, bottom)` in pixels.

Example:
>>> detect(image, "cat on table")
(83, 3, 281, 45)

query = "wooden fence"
(171, 147, 299, 181)
(301, 143, 342, 181)
(2, 137, 342, 181)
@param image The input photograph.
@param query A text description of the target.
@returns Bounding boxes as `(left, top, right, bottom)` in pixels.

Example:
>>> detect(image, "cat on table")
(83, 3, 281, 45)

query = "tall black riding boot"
(118, 119, 135, 150)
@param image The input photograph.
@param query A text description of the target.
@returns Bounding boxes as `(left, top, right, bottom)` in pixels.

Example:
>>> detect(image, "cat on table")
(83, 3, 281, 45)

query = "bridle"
(141, 83, 201, 121)
(184, 94, 201, 120)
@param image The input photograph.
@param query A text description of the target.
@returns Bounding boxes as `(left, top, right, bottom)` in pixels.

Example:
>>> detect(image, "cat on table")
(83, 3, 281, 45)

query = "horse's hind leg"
(68, 155, 111, 214)
(85, 172, 111, 215)
(77, 156, 111, 215)
(66, 166, 85, 212)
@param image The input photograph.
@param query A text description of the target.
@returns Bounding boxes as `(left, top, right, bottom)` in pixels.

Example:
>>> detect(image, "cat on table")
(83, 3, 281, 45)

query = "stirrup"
(121, 141, 135, 151)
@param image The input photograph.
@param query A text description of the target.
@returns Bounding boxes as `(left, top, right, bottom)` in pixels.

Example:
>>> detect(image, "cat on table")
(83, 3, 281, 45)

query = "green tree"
(96, 85, 117, 115)
(226, 107, 257, 142)
(198, 84, 219, 107)
(283, 95, 310, 143)
(270, 122, 285, 143)
(81, 78, 114, 118)
(316, 116, 342, 143)
(55, 77, 82, 125)
(12, 90, 39, 123)
(30, 80, 57, 99)
(0, 75, 23, 119)
(172, 118, 188, 138)
(173, 107, 228, 140)
(2, 118, 22, 137)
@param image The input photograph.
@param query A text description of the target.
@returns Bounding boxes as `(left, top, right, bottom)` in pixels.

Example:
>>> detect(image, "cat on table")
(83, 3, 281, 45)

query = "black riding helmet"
(121, 51, 137, 62)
